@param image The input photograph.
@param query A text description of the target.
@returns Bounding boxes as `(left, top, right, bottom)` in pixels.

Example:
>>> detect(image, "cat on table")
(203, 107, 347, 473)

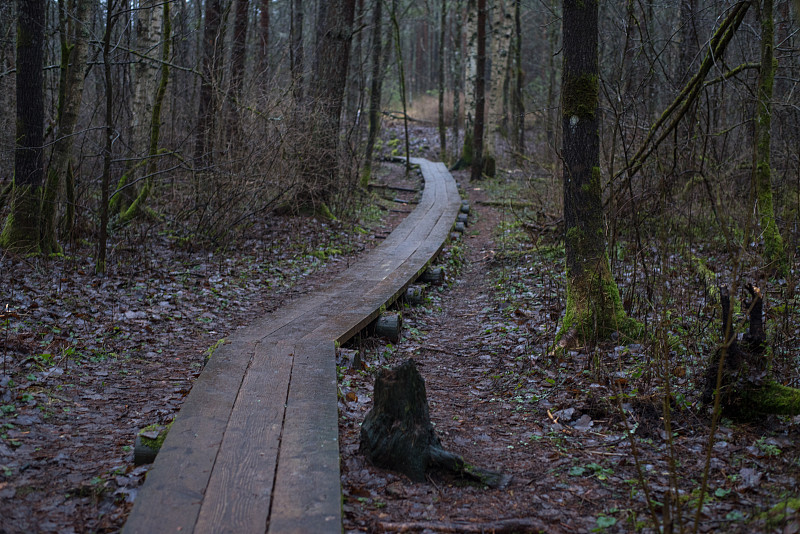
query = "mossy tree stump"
(360, 359, 509, 487)
(702, 284, 800, 417)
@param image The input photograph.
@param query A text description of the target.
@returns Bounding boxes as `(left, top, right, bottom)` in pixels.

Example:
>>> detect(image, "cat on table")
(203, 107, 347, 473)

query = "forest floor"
(1, 125, 800, 533)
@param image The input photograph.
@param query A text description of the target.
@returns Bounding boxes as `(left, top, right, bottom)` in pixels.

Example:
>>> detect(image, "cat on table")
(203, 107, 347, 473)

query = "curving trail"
(123, 158, 461, 534)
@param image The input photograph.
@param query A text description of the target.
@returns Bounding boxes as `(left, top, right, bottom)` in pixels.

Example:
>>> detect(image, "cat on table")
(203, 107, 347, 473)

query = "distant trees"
(0, 0, 796, 292)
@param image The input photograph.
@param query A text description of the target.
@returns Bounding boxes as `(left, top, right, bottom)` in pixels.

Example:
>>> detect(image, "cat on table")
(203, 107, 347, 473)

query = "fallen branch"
(375, 518, 550, 533)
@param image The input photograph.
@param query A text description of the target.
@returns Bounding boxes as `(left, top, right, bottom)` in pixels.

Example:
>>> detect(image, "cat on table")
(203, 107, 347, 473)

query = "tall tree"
(194, 0, 224, 165)
(486, 0, 513, 163)
(290, 0, 305, 102)
(438, 0, 447, 161)
(510, 0, 524, 158)
(363, 0, 385, 184)
(1, 0, 46, 252)
(228, 0, 249, 136)
(470, 0, 486, 180)
(558, 0, 635, 344)
(460, 0, 477, 166)
(40, 0, 91, 253)
(303, 0, 356, 204)
(754, 0, 787, 274)
(259, 0, 269, 72)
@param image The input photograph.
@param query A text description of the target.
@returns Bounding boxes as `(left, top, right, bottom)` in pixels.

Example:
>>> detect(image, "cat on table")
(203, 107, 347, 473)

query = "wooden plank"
(267, 339, 341, 534)
(123, 158, 461, 534)
(194, 341, 295, 534)
(122, 339, 257, 534)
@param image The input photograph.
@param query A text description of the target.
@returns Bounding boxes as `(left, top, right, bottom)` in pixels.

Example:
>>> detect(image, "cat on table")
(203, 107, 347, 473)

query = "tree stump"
(360, 359, 509, 487)
(457, 213, 469, 225)
(419, 266, 444, 285)
(702, 284, 800, 416)
(460, 201, 470, 214)
(404, 285, 425, 306)
(373, 312, 403, 342)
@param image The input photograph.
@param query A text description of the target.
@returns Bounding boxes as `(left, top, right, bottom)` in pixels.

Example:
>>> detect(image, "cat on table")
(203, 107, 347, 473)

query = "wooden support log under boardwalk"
(122, 158, 461, 534)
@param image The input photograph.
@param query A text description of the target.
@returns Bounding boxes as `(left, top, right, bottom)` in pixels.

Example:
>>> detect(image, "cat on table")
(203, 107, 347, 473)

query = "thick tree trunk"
(132, 0, 164, 159)
(1, 0, 45, 252)
(360, 359, 509, 487)
(40, 0, 91, 253)
(558, 0, 635, 344)
(754, 0, 787, 274)
(470, 0, 486, 181)
(302, 0, 356, 205)
(362, 0, 384, 185)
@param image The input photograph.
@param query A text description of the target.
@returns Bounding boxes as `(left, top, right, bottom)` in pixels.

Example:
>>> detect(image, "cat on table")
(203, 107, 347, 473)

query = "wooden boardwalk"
(123, 158, 461, 534)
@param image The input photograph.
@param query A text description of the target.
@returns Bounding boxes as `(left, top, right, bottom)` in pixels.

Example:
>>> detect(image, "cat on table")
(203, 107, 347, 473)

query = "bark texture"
(559, 0, 634, 344)
(194, 0, 223, 165)
(360, 359, 509, 487)
(470, 0, 487, 181)
(486, 0, 513, 159)
(754, 0, 787, 274)
(2, 0, 46, 252)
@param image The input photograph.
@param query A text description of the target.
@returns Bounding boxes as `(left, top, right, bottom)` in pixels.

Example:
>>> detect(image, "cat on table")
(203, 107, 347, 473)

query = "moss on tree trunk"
(754, 0, 787, 275)
(557, 0, 639, 345)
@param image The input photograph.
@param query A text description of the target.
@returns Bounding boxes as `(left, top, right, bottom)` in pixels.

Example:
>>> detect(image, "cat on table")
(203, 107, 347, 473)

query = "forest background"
(2, 0, 800, 531)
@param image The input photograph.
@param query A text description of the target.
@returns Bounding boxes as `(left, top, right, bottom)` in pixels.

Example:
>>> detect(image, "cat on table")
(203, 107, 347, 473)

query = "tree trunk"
(753, 0, 787, 275)
(438, 0, 447, 161)
(510, 0, 524, 159)
(259, 0, 269, 72)
(451, 1, 462, 152)
(362, 0, 384, 185)
(194, 0, 223, 165)
(228, 0, 249, 138)
(290, 0, 304, 102)
(131, 0, 164, 159)
(390, 0, 411, 175)
(558, 0, 635, 345)
(1, 0, 45, 252)
(40, 0, 91, 253)
(97, 0, 116, 274)
(486, 0, 513, 162)
(470, 0, 486, 181)
(302, 0, 356, 205)
(461, 0, 477, 166)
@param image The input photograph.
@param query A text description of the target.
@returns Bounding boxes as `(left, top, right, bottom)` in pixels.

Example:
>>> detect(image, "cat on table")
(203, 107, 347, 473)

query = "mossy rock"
(134, 422, 172, 465)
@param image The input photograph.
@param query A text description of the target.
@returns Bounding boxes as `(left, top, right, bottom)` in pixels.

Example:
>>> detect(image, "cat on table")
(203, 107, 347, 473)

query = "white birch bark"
(487, 0, 513, 158)
(132, 0, 164, 158)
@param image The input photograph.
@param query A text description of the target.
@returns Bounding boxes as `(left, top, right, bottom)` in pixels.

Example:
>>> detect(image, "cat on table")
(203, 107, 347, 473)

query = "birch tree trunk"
(451, 1, 463, 152)
(486, 0, 513, 162)
(132, 0, 164, 160)
(461, 0, 477, 165)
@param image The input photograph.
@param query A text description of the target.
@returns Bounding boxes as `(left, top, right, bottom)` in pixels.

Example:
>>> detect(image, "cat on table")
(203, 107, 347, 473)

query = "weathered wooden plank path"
(123, 158, 461, 534)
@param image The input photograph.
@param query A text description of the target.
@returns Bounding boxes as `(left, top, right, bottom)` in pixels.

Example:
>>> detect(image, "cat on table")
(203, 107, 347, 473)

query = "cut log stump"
(404, 285, 425, 306)
(360, 359, 510, 487)
(419, 266, 444, 285)
(373, 312, 403, 342)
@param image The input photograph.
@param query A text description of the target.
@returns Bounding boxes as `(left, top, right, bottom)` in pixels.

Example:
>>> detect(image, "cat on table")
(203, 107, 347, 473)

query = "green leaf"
(596, 515, 617, 529)
(569, 466, 586, 476)
(715, 488, 732, 498)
